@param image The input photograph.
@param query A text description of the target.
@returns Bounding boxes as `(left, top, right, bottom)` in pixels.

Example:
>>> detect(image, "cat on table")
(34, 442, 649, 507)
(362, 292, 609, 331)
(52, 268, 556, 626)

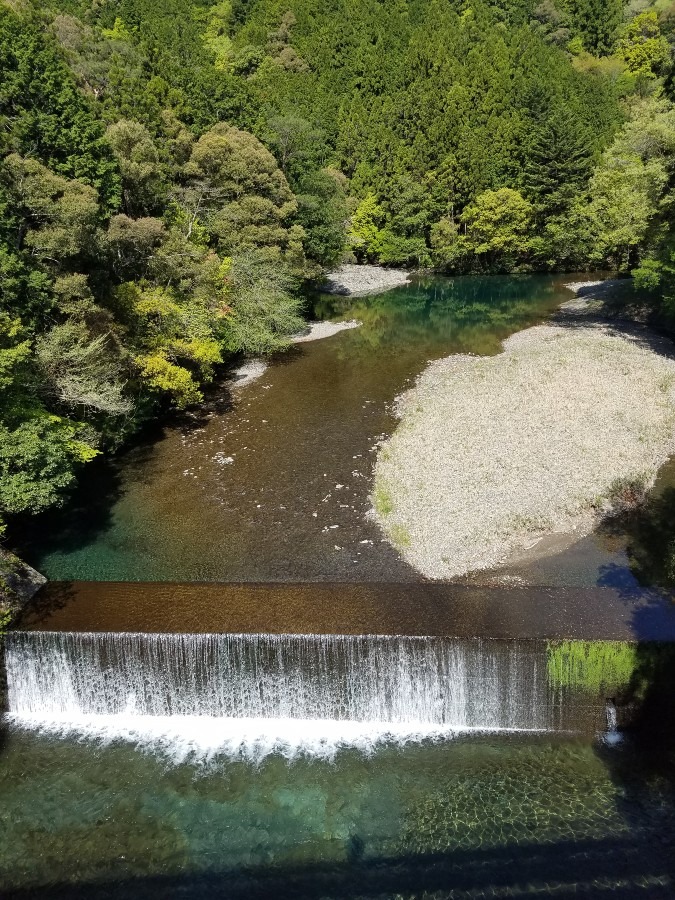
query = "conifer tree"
(522, 107, 593, 217)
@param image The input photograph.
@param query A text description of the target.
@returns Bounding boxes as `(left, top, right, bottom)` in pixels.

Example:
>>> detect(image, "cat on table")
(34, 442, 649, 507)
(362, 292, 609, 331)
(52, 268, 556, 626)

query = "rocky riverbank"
(372, 283, 675, 579)
(1, 550, 46, 627)
(323, 264, 411, 296)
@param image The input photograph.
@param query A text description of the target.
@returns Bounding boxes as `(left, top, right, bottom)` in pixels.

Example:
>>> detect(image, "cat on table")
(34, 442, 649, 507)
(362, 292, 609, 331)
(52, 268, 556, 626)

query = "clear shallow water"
(1, 727, 674, 898)
(18, 272, 645, 586)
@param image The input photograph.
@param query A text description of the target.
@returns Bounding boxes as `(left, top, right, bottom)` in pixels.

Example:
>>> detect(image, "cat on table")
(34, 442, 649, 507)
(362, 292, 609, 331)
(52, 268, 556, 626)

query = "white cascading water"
(4, 632, 554, 761)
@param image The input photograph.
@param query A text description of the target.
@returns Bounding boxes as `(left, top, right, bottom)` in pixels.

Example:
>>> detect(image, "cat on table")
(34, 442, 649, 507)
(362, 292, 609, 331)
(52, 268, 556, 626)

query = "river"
(17, 273, 656, 587)
(6, 274, 675, 897)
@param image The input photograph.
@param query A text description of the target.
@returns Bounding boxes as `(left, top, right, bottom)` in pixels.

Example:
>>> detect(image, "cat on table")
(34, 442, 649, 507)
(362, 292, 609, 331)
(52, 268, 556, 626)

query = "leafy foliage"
(2, 0, 675, 536)
(0, 1, 315, 530)
(616, 11, 670, 79)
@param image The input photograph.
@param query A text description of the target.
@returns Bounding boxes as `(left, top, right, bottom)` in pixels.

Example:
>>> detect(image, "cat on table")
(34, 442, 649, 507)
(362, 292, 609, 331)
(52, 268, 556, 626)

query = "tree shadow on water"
(600, 485, 675, 588)
(5, 836, 672, 900)
(594, 483, 675, 638)
(594, 636, 675, 900)
(10, 443, 155, 567)
(3, 832, 675, 899)
(15, 581, 78, 627)
(9, 370, 242, 572)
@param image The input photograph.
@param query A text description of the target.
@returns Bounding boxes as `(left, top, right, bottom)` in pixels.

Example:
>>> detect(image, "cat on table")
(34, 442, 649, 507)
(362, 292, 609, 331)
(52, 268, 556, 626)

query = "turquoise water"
(17, 273, 641, 585)
(3, 633, 675, 897)
(1, 727, 674, 898)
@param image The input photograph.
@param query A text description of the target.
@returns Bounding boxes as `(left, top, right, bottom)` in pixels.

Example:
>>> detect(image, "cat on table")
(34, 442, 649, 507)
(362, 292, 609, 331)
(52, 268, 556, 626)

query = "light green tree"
(118, 279, 224, 408)
(347, 193, 385, 262)
(460, 188, 533, 267)
(203, 1, 232, 70)
(615, 11, 670, 79)
(0, 416, 99, 518)
(0, 315, 31, 402)
(586, 156, 667, 270)
(585, 98, 675, 270)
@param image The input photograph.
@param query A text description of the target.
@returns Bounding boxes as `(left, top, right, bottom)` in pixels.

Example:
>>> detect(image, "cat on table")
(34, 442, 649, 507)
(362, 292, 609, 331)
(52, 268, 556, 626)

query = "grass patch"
(660, 373, 675, 393)
(389, 524, 411, 549)
(605, 474, 649, 511)
(373, 483, 394, 517)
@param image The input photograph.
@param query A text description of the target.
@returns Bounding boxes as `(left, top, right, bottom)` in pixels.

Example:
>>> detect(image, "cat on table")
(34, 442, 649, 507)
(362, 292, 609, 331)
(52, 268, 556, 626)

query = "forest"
(2, 0, 675, 534)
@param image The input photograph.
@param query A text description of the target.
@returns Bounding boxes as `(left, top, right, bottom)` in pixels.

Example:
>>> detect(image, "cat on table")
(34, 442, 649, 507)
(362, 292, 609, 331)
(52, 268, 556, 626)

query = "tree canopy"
(2, 0, 675, 532)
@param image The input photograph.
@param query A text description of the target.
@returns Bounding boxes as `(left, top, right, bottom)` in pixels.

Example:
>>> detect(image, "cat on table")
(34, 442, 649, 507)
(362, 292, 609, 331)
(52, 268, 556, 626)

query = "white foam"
(7, 633, 555, 727)
(4, 714, 548, 765)
(602, 730, 624, 747)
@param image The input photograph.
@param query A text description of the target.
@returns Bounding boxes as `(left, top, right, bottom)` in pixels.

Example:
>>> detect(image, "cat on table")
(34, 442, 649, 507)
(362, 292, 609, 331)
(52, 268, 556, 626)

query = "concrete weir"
(15, 581, 675, 640)
(4, 628, 649, 755)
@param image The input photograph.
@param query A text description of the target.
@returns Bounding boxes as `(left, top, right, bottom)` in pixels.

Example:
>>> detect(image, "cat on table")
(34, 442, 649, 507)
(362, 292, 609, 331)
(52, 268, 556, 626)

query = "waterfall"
(5, 632, 552, 727)
(603, 698, 623, 746)
(6, 631, 618, 760)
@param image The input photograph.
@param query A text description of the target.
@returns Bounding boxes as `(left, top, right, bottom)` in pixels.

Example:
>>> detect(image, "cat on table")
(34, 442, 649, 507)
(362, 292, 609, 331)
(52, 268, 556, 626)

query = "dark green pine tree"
(565, 0, 624, 54)
(522, 107, 593, 218)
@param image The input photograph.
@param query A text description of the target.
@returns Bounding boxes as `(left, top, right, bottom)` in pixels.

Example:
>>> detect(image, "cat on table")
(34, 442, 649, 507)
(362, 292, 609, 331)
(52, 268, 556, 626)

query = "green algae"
(547, 640, 638, 693)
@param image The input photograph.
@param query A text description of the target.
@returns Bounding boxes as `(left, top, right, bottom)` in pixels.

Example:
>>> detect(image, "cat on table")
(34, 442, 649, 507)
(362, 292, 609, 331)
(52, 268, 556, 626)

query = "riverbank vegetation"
(3, 0, 675, 535)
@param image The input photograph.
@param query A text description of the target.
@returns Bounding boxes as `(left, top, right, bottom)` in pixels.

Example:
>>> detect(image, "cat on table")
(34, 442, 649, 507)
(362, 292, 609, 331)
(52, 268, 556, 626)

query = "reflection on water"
(18, 272, 649, 586)
(312, 273, 567, 357)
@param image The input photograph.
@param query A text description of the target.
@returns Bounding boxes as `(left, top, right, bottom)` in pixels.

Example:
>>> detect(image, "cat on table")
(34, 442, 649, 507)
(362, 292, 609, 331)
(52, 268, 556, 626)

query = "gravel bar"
(323, 264, 411, 296)
(373, 319, 675, 580)
(291, 320, 361, 343)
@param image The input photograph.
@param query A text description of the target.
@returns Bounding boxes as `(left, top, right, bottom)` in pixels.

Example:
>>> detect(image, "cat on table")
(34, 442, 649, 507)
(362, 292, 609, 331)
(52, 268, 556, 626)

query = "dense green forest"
(2, 0, 675, 538)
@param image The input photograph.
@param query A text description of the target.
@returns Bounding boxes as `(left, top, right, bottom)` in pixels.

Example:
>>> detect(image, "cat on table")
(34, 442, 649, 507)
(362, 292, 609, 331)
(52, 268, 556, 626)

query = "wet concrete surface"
(21, 581, 675, 640)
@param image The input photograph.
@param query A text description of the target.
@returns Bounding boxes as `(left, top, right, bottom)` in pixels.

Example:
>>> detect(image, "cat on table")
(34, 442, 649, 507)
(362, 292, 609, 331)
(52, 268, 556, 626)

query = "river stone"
(323, 264, 410, 296)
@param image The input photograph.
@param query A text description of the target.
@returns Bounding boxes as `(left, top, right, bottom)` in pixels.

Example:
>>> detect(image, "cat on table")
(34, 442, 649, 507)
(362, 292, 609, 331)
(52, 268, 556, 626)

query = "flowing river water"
(3, 633, 675, 898)
(17, 273, 664, 587)
(6, 274, 675, 898)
